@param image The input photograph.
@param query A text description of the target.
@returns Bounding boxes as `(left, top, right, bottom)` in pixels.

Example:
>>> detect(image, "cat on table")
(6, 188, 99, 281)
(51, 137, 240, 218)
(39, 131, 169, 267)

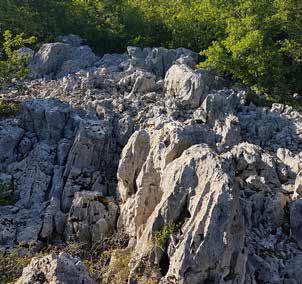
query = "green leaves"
(201, 0, 302, 97)
(0, 0, 300, 99)
(0, 30, 36, 89)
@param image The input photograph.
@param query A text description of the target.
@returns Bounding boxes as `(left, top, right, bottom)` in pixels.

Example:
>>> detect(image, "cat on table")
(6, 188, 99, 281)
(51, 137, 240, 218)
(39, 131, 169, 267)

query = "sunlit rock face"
(2, 35, 302, 283)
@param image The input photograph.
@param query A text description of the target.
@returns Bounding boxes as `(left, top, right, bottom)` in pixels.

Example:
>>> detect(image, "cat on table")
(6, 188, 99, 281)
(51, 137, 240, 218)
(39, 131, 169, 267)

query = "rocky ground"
(0, 34, 302, 283)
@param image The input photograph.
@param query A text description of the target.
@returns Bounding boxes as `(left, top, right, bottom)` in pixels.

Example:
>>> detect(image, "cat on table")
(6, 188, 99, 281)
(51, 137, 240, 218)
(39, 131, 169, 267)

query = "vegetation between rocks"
(0, 181, 14, 205)
(153, 223, 175, 249)
(0, 99, 20, 117)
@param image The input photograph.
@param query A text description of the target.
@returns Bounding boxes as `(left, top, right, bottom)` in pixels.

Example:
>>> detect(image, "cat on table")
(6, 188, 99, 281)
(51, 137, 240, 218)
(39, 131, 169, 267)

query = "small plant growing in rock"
(101, 248, 133, 284)
(0, 181, 14, 205)
(0, 99, 20, 117)
(152, 222, 175, 249)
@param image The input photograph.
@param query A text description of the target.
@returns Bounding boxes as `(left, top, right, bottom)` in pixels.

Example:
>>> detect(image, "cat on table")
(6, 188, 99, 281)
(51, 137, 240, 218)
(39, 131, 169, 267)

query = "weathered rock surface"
(17, 252, 95, 284)
(1, 36, 302, 283)
(133, 144, 246, 283)
(164, 64, 224, 108)
(290, 199, 302, 249)
(117, 122, 216, 240)
(126, 46, 198, 78)
(65, 191, 118, 244)
(29, 41, 97, 79)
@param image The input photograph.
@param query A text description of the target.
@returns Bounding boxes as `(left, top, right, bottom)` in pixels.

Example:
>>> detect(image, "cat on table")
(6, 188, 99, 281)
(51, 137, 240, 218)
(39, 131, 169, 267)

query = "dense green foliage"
(200, 0, 302, 98)
(0, 0, 301, 98)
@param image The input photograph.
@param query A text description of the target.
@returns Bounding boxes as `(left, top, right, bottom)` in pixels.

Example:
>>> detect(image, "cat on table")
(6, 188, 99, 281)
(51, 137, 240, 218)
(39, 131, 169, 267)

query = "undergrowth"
(0, 181, 14, 205)
(0, 99, 20, 117)
(152, 223, 175, 249)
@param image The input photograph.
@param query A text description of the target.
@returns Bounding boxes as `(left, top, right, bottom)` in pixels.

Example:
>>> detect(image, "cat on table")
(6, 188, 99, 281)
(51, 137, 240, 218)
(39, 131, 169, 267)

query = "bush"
(0, 0, 300, 102)
(0, 100, 20, 117)
(0, 180, 14, 205)
(152, 222, 175, 249)
(200, 0, 302, 98)
(0, 30, 36, 89)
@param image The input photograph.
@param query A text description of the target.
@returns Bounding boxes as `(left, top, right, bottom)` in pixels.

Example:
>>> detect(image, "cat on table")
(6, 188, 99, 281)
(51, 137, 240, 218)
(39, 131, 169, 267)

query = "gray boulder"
(21, 99, 75, 144)
(62, 119, 117, 211)
(118, 122, 216, 240)
(201, 88, 246, 126)
(164, 64, 212, 108)
(59, 46, 97, 77)
(290, 199, 302, 248)
(133, 144, 246, 284)
(57, 34, 83, 47)
(118, 69, 157, 99)
(29, 41, 97, 78)
(16, 252, 95, 284)
(29, 43, 72, 78)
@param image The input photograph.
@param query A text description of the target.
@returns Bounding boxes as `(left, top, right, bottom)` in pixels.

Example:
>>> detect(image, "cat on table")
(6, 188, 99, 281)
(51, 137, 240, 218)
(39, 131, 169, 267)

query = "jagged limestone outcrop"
(1, 36, 302, 283)
(17, 252, 95, 284)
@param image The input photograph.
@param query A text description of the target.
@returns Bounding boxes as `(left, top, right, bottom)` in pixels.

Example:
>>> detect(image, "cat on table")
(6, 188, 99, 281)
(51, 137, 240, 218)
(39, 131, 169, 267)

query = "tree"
(200, 0, 302, 98)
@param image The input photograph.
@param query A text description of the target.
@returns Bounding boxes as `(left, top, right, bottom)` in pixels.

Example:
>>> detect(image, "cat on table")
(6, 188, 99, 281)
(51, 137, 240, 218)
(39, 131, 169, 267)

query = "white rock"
(17, 252, 95, 284)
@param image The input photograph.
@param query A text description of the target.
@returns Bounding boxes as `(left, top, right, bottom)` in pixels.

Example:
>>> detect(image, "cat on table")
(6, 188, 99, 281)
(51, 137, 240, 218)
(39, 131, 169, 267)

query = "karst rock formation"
(1, 34, 302, 283)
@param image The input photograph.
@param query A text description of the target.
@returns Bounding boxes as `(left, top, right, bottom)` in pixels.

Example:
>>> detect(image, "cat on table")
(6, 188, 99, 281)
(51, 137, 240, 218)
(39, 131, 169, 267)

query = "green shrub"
(200, 0, 302, 98)
(0, 0, 301, 104)
(152, 222, 175, 249)
(0, 30, 36, 89)
(0, 180, 14, 205)
(0, 100, 20, 117)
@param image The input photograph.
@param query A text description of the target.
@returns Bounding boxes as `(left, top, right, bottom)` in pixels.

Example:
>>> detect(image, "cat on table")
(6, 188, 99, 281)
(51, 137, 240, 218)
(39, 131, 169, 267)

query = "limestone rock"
(29, 41, 96, 78)
(21, 99, 75, 144)
(134, 145, 246, 283)
(118, 122, 216, 239)
(17, 252, 95, 284)
(117, 130, 150, 202)
(294, 171, 302, 198)
(215, 114, 241, 151)
(59, 46, 97, 77)
(277, 148, 302, 177)
(290, 199, 302, 248)
(118, 70, 157, 98)
(65, 191, 118, 244)
(164, 64, 211, 108)
(62, 119, 117, 211)
(8, 143, 55, 208)
(0, 123, 24, 168)
(238, 104, 302, 152)
(201, 88, 246, 126)
(40, 198, 65, 240)
(29, 43, 72, 78)
(126, 46, 198, 78)
(0, 215, 16, 248)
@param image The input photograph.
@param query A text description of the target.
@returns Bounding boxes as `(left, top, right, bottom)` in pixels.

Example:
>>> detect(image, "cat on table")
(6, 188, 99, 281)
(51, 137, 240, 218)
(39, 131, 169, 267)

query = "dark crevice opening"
(159, 246, 170, 276)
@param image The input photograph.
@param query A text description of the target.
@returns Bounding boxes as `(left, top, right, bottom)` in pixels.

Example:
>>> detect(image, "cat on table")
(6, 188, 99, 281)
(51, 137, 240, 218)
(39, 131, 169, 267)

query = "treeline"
(0, 0, 301, 99)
